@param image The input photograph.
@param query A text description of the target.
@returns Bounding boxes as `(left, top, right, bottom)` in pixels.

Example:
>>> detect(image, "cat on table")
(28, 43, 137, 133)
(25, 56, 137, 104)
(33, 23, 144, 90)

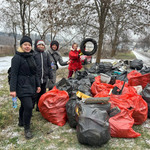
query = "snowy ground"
(0, 56, 119, 73)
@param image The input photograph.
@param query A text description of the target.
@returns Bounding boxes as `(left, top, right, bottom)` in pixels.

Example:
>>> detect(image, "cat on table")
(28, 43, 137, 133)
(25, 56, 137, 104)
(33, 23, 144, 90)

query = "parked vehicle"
(144, 48, 148, 52)
(80, 55, 92, 64)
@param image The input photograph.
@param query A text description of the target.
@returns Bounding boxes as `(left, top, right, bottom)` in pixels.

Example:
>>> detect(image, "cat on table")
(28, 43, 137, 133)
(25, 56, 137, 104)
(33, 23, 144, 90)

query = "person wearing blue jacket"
(10, 36, 41, 139)
(33, 39, 53, 111)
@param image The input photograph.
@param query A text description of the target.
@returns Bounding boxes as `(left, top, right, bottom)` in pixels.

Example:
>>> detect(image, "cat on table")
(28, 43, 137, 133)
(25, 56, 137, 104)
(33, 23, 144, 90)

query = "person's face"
(73, 44, 78, 50)
(52, 44, 57, 50)
(21, 42, 32, 53)
(37, 44, 45, 50)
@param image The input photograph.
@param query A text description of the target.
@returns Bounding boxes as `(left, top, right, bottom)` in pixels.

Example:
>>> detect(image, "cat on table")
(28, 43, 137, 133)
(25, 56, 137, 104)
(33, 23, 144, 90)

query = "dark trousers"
(18, 96, 33, 125)
(68, 70, 74, 78)
(36, 83, 46, 108)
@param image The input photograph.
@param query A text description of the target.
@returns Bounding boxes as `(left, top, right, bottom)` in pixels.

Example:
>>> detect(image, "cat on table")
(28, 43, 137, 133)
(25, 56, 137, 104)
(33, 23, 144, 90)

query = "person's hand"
(36, 87, 41, 93)
(10, 91, 16, 97)
(67, 60, 70, 64)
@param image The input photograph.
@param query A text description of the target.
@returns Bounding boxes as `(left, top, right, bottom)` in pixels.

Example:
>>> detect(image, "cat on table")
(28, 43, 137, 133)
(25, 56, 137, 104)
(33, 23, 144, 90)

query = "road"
(132, 50, 150, 66)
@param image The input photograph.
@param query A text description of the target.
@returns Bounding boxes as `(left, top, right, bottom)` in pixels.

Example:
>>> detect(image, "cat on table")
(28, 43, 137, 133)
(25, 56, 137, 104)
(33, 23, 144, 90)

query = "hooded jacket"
(10, 47, 40, 97)
(34, 39, 53, 84)
(68, 48, 82, 71)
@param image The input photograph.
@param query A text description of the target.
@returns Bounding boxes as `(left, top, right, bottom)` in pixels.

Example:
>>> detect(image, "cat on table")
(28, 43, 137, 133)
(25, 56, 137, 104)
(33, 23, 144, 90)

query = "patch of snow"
(51, 135, 60, 139)
(45, 144, 57, 150)
(1, 126, 20, 138)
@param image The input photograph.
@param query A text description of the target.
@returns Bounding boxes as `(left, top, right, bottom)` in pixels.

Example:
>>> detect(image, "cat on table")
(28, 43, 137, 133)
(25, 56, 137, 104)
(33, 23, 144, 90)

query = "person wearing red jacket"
(68, 43, 82, 78)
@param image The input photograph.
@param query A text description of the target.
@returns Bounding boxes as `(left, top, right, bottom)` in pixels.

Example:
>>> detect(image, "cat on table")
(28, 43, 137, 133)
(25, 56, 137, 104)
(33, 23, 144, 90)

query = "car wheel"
(80, 38, 97, 56)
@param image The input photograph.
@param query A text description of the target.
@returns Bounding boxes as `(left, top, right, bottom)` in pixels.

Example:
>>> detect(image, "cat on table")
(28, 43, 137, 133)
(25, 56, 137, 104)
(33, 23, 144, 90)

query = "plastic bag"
(91, 76, 114, 96)
(130, 59, 143, 70)
(115, 71, 128, 82)
(56, 78, 72, 97)
(140, 66, 150, 75)
(141, 83, 150, 118)
(128, 72, 150, 89)
(109, 109, 141, 138)
(66, 97, 78, 128)
(38, 86, 69, 126)
(76, 101, 111, 146)
(127, 70, 142, 79)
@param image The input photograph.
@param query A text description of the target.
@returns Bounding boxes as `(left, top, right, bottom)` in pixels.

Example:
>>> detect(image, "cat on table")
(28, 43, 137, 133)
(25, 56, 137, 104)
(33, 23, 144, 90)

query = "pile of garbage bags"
(38, 58, 150, 146)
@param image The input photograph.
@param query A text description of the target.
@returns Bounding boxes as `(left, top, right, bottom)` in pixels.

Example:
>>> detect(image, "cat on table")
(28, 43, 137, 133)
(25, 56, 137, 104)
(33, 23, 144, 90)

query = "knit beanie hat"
(36, 40, 46, 47)
(50, 40, 59, 50)
(20, 35, 32, 46)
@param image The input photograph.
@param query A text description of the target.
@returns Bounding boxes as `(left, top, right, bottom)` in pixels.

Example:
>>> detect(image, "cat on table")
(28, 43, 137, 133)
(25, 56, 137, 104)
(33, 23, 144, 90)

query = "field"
(0, 52, 150, 150)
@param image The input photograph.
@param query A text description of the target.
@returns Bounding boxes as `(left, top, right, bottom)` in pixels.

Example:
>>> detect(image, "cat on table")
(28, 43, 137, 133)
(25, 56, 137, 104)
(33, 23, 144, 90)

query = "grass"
(114, 51, 136, 60)
(1, 51, 150, 149)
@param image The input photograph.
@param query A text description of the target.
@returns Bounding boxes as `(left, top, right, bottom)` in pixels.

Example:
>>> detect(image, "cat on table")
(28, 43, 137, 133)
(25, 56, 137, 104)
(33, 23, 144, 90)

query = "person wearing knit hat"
(50, 40, 59, 50)
(20, 35, 32, 46)
(10, 35, 41, 140)
(33, 39, 53, 111)
(46, 40, 70, 90)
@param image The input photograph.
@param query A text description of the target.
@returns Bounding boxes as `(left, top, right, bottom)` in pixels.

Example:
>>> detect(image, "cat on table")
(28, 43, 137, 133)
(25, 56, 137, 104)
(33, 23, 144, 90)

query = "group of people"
(9, 35, 83, 139)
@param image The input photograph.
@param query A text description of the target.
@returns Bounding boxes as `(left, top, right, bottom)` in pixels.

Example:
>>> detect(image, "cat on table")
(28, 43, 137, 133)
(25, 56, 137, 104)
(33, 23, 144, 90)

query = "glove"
(79, 52, 83, 56)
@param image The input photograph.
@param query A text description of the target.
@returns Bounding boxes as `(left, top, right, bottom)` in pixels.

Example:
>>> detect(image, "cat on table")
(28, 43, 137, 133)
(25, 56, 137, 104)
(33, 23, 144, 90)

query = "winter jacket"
(46, 48, 68, 84)
(10, 48, 40, 97)
(34, 39, 53, 84)
(68, 49, 82, 71)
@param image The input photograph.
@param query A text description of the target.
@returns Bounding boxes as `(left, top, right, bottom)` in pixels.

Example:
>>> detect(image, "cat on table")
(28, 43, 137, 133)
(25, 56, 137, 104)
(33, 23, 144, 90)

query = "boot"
(36, 106, 39, 112)
(24, 124, 33, 139)
(18, 118, 24, 127)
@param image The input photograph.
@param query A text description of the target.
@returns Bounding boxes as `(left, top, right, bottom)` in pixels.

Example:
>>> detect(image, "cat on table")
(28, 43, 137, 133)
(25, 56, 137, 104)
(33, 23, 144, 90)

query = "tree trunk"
(27, 0, 30, 36)
(96, 30, 104, 63)
(95, 0, 110, 63)
(111, 18, 119, 57)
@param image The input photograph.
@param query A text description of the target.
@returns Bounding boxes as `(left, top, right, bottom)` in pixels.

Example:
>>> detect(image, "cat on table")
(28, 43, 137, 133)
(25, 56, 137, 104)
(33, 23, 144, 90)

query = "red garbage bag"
(130, 94, 148, 125)
(127, 70, 142, 79)
(128, 72, 150, 89)
(94, 90, 110, 97)
(38, 86, 69, 126)
(109, 109, 141, 138)
(110, 80, 148, 125)
(91, 76, 114, 96)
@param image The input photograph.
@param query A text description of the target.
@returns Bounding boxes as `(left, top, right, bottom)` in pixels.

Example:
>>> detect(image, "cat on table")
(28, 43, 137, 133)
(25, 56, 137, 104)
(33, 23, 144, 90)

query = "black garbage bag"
(66, 97, 79, 128)
(56, 78, 72, 97)
(103, 62, 113, 73)
(141, 83, 150, 118)
(85, 74, 95, 85)
(68, 77, 92, 97)
(75, 101, 111, 146)
(140, 66, 150, 75)
(116, 71, 128, 82)
(74, 71, 82, 80)
(130, 59, 143, 70)
(88, 62, 105, 74)
(78, 78, 92, 96)
(74, 70, 89, 80)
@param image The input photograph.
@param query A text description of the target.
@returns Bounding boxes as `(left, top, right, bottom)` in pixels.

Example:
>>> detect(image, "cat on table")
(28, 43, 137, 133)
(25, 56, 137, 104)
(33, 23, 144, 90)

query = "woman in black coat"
(10, 36, 41, 139)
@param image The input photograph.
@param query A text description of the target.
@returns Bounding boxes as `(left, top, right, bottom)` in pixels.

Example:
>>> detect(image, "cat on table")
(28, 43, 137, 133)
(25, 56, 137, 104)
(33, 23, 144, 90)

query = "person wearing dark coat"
(10, 35, 41, 140)
(46, 40, 70, 90)
(33, 39, 53, 111)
